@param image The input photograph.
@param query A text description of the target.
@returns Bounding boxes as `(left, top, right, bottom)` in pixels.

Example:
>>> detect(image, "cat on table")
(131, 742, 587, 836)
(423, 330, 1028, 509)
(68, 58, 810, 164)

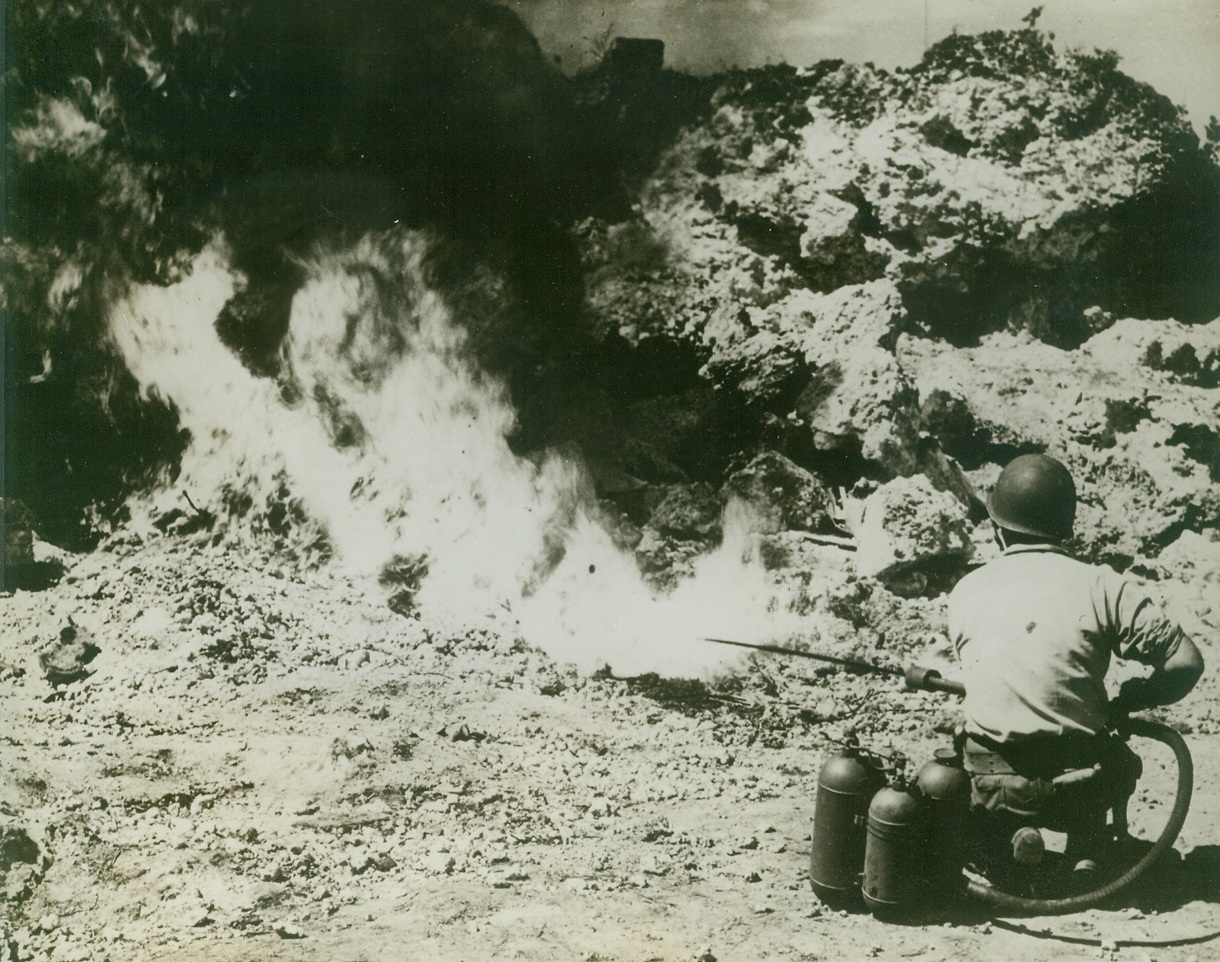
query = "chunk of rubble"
(0, 827, 41, 874)
(777, 281, 922, 472)
(851, 475, 973, 588)
(38, 622, 100, 687)
(647, 483, 722, 540)
(722, 451, 835, 534)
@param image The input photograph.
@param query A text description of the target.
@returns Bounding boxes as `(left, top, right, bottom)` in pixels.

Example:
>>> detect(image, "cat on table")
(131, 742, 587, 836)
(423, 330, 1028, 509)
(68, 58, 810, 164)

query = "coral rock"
(853, 475, 973, 583)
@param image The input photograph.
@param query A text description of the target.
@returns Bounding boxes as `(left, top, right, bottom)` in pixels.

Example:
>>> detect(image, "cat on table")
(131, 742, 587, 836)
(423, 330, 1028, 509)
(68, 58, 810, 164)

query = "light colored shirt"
(948, 544, 1186, 743)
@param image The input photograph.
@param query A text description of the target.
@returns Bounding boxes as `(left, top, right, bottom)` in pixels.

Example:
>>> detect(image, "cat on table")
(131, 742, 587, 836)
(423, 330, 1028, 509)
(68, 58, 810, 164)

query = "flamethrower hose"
(963, 718, 1194, 915)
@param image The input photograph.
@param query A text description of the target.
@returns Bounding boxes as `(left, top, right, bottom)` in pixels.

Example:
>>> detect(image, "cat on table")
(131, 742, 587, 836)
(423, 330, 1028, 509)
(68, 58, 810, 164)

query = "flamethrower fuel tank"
(915, 750, 972, 895)
(810, 742, 885, 905)
(862, 781, 929, 917)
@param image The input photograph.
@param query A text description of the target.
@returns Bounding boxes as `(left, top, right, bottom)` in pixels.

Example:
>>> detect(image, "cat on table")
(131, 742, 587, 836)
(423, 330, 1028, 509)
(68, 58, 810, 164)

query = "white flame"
(517, 499, 801, 675)
(109, 235, 801, 676)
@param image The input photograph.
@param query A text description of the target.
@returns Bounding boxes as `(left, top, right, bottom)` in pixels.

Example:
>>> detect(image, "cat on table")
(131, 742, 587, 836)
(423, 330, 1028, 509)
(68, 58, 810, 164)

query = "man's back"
(949, 544, 1185, 744)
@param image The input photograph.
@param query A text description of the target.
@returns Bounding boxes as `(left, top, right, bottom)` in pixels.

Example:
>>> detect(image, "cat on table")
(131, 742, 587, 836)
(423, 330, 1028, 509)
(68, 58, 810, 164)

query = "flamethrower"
(700, 636, 965, 696)
(699, 635, 1195, 919)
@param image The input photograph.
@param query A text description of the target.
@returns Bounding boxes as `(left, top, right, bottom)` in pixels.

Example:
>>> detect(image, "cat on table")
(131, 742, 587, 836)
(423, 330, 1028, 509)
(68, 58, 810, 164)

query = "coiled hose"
(964, 718, 1193, 915)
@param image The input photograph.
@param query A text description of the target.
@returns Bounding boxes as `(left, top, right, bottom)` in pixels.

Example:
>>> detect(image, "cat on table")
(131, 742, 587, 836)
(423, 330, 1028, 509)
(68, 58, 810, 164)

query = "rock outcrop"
(577, 27, 1220, 571)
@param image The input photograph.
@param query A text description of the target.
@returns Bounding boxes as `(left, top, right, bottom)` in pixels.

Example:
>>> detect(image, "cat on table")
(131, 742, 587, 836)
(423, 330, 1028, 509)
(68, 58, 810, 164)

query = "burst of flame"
(109, 234, 801, 676)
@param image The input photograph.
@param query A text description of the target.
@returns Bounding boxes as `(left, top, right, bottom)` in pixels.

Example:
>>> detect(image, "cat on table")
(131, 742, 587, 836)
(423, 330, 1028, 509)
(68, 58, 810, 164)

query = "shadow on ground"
(2, 561, 64, 592)
(1120, 843, 1220, 911)
(814, 841, 1220, 931)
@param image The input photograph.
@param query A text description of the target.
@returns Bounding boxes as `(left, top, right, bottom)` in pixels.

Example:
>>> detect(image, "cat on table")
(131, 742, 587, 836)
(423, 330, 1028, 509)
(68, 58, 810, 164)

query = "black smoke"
(4, 0, 619, 545)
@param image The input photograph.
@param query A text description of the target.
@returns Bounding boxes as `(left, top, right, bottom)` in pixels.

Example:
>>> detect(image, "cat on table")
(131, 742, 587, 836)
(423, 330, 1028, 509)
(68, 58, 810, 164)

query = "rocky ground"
(2, 524, 1218, 962)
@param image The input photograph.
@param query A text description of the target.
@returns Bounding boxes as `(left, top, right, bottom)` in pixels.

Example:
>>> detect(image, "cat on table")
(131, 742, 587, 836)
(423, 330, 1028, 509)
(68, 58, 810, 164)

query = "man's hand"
(1108, 677, 1148, 725)
(1109, 636, 1205, 725)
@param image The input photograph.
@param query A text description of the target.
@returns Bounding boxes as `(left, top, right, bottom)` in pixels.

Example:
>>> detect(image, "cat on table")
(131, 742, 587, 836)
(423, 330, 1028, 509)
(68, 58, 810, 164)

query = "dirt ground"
(2, 533, 1217, 962)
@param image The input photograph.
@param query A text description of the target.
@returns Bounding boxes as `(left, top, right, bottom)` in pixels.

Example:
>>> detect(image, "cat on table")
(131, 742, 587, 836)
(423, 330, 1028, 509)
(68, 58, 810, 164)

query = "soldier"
(947, 454, 1204, 877)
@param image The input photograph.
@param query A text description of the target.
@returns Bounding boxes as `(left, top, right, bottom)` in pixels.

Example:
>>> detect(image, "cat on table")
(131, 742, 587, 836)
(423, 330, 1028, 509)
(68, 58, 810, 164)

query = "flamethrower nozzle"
(699, 637, 904, 677)
(699, 637, 966, 697)
(903, 664, 966, 696)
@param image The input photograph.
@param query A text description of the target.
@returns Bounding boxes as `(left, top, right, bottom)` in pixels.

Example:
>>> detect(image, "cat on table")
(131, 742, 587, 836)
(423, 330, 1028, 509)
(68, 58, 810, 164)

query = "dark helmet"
(986, 454, 1076, 541)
